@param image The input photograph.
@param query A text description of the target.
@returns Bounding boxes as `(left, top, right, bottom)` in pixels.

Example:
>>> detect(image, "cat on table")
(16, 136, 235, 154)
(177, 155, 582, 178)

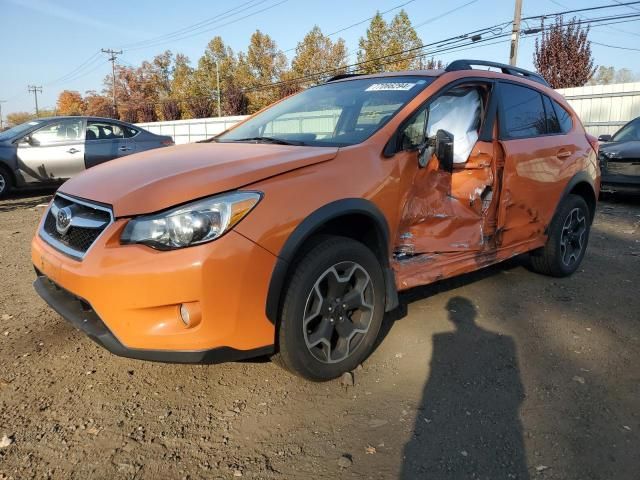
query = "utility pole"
(102, 48, 122, 114)
(215, 60, 221, 117)
(0, 101, 6, 130)
(509, 0, 523, 66)
(27, 85, 42, 116)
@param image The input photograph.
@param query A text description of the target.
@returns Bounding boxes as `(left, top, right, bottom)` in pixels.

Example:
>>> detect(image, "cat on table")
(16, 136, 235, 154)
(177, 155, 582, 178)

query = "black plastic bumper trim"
(33, 274, 274, 364)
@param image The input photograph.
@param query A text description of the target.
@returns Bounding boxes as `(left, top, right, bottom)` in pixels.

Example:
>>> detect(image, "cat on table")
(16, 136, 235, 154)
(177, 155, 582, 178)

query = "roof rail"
(445, 59, 549, 86)
(326, 73, 364, 82)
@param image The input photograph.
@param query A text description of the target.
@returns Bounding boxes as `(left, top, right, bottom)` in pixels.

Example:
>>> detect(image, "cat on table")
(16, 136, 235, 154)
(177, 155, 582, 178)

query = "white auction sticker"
(365, 82, 416, 91)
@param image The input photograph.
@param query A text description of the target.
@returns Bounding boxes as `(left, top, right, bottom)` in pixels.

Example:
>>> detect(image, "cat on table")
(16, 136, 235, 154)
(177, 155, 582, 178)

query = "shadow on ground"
(400, 296, 528, 479)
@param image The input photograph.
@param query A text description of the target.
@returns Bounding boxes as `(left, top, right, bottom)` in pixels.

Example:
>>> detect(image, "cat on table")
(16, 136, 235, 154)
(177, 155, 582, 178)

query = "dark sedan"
(0, 116, 173, 197)
(598, 117, 640, 193)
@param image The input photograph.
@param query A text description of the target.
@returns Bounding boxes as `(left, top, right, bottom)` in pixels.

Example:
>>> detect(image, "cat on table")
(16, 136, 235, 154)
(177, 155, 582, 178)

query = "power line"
(122, 0, 289, 52)
(611, 0, 640, 12)
(547, 0, 640, 37)
(591, 40, 640, 51)
(119, 0, 269, 49)
(523, 0, 640, 20)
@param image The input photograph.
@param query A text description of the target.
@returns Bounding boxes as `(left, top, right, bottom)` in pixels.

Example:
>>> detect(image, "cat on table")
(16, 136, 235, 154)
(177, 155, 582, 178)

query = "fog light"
(178, 302, 201, 328)
(179, 304, 191, 326)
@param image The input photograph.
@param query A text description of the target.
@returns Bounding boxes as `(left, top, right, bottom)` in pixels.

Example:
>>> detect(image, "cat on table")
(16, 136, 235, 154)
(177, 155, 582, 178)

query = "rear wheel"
(530, 194, 591, 277)
(274, 236, 385, 381)
(0, 167, 13, 199)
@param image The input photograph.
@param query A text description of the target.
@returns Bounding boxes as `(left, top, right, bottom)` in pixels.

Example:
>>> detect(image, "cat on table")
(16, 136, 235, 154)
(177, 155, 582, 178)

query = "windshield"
(0, 120, 43, 142)
(217, 76, 434, 147)
(612, 118, 640, 142)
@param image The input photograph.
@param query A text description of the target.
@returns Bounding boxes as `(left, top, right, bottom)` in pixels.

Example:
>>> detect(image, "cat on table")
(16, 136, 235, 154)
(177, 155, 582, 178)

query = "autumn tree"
(6, 112, 34, 127)
(84, 91, 115, 118)
(291, 26, 348, 85)
(533, 17, 596, 88)
(56, 90, 86, 116)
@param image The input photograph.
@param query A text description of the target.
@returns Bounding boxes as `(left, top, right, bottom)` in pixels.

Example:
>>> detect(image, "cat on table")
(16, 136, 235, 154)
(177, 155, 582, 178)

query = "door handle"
(119, 146, 132, 152)
(556, 149, 572, 159)
(67, 148, 80, 154)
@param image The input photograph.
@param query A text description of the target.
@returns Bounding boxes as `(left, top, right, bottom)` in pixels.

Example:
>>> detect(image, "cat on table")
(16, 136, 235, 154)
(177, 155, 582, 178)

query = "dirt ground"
(0, 191, 638, 480)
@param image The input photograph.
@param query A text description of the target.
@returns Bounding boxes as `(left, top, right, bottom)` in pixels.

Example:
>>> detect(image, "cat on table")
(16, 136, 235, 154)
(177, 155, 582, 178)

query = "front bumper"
(33, 274, 272, 363)
(32, 220, 278, 361)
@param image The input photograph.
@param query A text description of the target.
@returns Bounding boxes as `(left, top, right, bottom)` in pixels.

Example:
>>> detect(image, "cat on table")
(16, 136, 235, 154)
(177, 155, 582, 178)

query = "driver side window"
(399, 86, 484, 163)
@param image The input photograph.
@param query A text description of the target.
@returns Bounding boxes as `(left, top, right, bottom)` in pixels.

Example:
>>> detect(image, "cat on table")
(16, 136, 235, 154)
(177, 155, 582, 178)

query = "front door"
(17, 118, 85, 183)
(395, 82, 500, 257)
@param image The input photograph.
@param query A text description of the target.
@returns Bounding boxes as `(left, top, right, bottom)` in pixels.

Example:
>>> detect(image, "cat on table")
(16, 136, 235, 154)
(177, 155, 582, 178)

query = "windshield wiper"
(228, 136, 305, 146)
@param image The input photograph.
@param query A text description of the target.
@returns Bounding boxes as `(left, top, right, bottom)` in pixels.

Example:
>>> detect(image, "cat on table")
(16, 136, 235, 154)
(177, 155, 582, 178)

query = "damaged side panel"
(395, 141, 496, 256)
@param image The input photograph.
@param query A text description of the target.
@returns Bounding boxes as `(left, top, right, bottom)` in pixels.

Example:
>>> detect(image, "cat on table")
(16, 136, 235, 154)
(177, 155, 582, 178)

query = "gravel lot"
(0, 191, 638, 480)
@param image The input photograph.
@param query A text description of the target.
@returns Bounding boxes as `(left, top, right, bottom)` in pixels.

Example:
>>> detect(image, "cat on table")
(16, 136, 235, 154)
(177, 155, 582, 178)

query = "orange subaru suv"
(32, 60, 600, 380)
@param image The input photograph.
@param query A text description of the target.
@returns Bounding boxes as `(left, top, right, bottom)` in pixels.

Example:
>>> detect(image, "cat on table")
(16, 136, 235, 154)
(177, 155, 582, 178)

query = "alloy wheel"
(560, 207, 587, 267)
(0, 173, 5, 195)
(302, 261, 375, 364)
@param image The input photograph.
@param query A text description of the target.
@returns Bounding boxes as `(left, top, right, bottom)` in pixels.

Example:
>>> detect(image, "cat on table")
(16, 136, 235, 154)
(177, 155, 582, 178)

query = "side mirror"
(597, 134, 612, 142)
(19, 135, 37, 147)
(435, 129, 454, 173)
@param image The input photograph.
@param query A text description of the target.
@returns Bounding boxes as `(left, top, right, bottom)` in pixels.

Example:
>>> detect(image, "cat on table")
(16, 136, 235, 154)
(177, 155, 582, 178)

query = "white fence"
(137, 82, 640, 144)
(136, 116, 247, 144)
(557, 82, 640, 136)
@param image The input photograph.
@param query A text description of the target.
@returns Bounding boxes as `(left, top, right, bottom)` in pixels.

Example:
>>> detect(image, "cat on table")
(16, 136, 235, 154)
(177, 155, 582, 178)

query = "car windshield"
(0, 120, 43, 141)
(217, 76, 434, 147)
(612, 118, 640, 142)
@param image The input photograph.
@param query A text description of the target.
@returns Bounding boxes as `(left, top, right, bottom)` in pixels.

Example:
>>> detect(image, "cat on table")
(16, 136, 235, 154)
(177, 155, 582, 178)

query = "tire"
(0, 167, 12, 199)
(529, 194, 591, 277)
(274, 235, 386, 381)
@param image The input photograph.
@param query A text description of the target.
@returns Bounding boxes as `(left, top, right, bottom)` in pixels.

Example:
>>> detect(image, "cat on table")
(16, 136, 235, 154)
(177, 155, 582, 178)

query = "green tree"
(194, 37, 238, 116)
(291, 26, 348, 85)
(243, 30, 288, 112)
(386, 10, 422, 71)
(587, 66, 615, 85)
(357, 12, 388, 74)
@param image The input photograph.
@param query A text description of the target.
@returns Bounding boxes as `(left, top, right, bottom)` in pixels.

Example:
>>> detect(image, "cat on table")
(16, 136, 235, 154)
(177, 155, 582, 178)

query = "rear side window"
(500, 83, 546, 139)
(543, 96, 561, 134)
(551, 100, 573, 133)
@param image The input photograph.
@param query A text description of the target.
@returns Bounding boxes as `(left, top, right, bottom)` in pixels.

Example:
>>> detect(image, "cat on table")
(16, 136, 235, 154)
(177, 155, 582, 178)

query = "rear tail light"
(586, 134, 599, 155)
(161, 139, 174, 146)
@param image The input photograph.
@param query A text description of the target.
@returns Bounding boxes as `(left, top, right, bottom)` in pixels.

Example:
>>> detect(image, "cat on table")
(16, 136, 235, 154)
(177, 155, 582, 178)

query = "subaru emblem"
(55, 207, 73, 235)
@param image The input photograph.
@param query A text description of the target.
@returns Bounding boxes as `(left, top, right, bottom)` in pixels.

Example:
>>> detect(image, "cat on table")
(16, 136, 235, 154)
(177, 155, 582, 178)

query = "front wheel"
(529, 194, 591, 277)
(0, 167, 12, 199)
(274, 236, 386, 381)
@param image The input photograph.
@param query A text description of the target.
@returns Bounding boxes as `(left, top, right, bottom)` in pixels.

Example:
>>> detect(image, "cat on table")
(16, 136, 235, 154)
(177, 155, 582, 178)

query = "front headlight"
(121, 191, 261, 250)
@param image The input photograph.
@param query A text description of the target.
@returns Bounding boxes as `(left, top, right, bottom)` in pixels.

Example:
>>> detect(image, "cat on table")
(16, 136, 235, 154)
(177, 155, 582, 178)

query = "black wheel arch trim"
(551, 171, 597, 229)
(265, 198, 399, 324)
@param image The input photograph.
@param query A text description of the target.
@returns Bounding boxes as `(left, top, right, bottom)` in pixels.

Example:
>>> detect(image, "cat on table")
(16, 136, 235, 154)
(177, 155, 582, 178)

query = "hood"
(599, 140, 640, 160)
(60, 142, 338, 217)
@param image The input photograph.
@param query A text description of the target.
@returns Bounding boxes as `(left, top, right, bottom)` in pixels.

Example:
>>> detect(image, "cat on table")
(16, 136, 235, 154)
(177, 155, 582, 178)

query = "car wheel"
(274, 235, 386, 381)
(0, 167, 12, 199)
(530, 194, 591, 277)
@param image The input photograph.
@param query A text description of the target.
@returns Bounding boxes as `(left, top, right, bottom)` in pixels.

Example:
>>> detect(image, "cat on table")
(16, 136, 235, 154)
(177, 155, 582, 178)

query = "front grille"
(39, 194, 113, 260)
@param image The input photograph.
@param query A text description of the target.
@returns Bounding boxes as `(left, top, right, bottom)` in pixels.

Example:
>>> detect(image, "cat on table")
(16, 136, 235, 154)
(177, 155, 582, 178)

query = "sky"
(0, 0, 639, 117)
